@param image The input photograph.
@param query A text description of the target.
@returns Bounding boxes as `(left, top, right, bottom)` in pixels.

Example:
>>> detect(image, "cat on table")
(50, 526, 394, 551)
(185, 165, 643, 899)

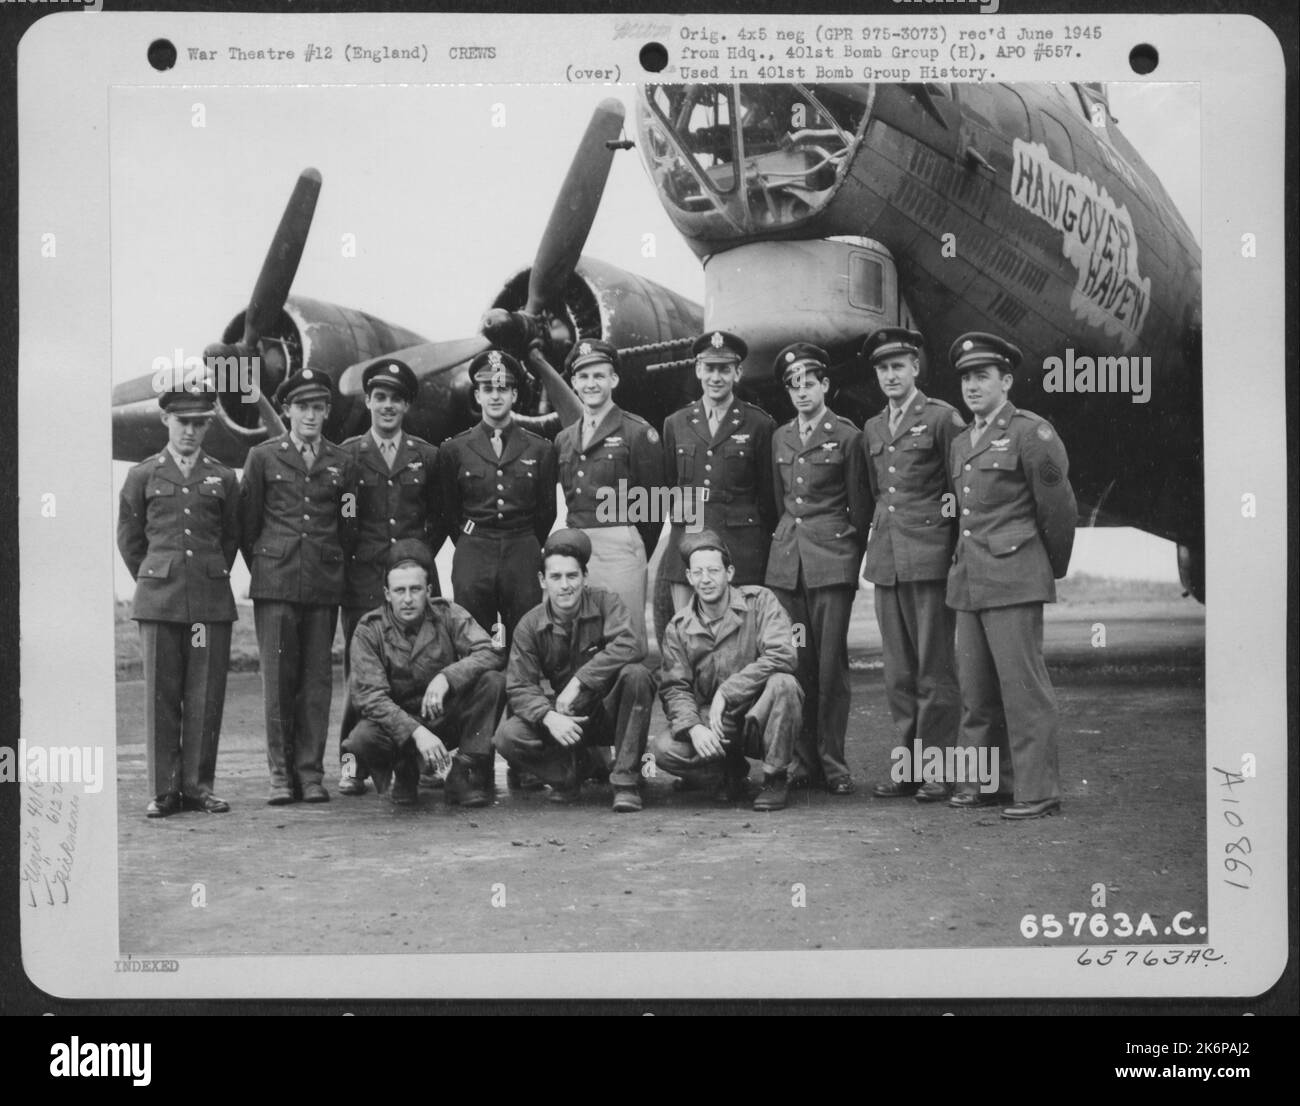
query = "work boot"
(338, 753, 367, 796)
(752, 771, 789, 812)
(445, 753, 490, 808)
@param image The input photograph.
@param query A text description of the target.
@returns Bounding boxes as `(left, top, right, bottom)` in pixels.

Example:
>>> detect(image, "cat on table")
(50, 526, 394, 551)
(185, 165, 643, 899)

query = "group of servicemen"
(118, 323, 1077, 822)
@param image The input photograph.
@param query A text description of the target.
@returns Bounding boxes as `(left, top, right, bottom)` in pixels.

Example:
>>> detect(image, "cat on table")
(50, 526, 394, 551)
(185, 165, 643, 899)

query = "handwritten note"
(21, 782, 80, 908)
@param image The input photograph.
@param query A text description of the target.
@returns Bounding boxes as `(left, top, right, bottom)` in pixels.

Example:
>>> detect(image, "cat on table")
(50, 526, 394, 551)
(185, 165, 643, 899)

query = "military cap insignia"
(785, 351, 796, 363)
(711, 332, 725, 349)
(579, 342, 592, 356)
(488, 350, 503, 368)
(961, 340, 974, 352)
(1037, 424, 1054, 441)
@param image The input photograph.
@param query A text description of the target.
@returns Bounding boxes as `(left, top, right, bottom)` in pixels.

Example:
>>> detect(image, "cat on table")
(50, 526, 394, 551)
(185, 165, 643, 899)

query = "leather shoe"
(828, 778, 855, 796)
(914, 781, 952, 804)
(267, 786, 295, 806)
(301, 783, 330, 803)
(612, 786, 643, 813)
(873, 780, 920, 798)
(146, 793, 181, 818)
(752, 772, 789, 812)
(948, 791, 1004, 809)
(507, 767, 545, 792)
(182, 793, 230, 814)
(1001, 797, 1061, 820)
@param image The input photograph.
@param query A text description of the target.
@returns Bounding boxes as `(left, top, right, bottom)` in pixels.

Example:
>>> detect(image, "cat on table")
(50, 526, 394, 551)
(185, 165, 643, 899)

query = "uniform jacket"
(340, 431, 445, 610)
(556, 404, 666, 556)
(946, 401, 1077, 610)
(239, 433, 358, 605)
(438, 420, 557, 544)
(349, 597, 505, 743)
(862, 391, 966, 585)
(117, 450, 240, 623)
(660, 398, 777, 585)
(765, 411, 871, 590)
(658, 584, 797, 737)
(505, 586, 645, 725)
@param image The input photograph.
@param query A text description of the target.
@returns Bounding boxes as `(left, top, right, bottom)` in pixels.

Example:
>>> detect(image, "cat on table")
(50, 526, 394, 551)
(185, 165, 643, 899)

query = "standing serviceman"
(945, 332, 1077, 820)
(555, 339, 665, 651)
(860, 328, 965, 803)
(240, 367, 357, 805)
(437, 348, 557, 652)
(336, 357, 445, 797)
(765, 343, 871, 795)
(659, 330, 776, 617)
(117, 376, 240, 817)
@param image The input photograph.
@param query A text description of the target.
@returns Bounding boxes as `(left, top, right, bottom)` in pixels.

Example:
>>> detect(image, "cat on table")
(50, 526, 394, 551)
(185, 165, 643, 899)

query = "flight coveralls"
(765, 412, 871, 788)
(493, 587, 653, 790)
(117, 450, 240, 805)
(438, 420, 557, 649)
(240, 433, 358, 795)
(946, 402, 1077, 803)
(338, 430, 445, 755)
(862, 391, 965, 782)
(556, 406, 665, 650)
(653, 584, 803, 786)
(659, 398, 776, 614)
(343, 598, 506, 796)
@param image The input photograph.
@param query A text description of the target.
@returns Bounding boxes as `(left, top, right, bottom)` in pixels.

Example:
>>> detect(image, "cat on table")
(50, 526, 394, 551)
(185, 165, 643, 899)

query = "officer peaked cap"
(949, 332, 1022, 375)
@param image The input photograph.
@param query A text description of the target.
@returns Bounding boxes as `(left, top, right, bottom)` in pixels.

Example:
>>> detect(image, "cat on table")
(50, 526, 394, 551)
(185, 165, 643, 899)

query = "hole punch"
(1128, 43, 1158, 75)
(147, 39, 178, 72)
(639, 41, 668, 74)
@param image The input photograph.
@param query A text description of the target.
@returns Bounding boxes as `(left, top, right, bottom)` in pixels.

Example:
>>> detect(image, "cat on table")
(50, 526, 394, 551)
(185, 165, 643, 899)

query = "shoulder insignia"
(646, 428, 660, 445)
(1036, 423, 1054, 441)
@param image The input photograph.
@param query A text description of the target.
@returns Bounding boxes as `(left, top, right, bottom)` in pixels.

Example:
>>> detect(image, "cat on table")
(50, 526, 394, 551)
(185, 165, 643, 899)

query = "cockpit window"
(638, 84, 872, 235)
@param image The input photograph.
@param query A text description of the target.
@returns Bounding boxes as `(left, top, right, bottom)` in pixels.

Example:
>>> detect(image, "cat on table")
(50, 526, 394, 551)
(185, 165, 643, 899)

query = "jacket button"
(182, 487, 189, 494)
(794, 518, 802, 525)
(888, 466, 896, 473)
(965, 463, 972, 471)
(577, 470, 584, 478)
(888, 486, 896, 493)
(183, 509, 191, 515)
(963, 529, 971, 537)
(184, 528, 191, 535)
(185, 550, 193, 557)
(962, 508, 970, 516)
(795, 497, 803, 504)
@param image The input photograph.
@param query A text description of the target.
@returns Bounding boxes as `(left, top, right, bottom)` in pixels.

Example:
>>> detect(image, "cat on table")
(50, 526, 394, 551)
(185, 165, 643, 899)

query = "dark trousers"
(253, 600, 339, 791)
(771, 579, 856, 786)
(342, 670, 507, 794)
(652, 672, 803, 785)
(139, 620, 232, 800)
(493, 665, 654, 788)
(874, 580, 960, 774)
(338, 605, 369, 760)
(451, 531, 542, 651)
(953, 603, 1060, 802)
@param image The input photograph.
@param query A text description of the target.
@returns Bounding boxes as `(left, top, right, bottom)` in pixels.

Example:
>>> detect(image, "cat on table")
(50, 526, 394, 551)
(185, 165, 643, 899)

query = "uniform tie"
(798, 421, 812, 443)
(888, 406, 903, 436)
(971, 418, 988, 445)
(299, 441, 316, 468)
(380, 439, 397, 469)
(581, 419, 597, 450)
(176, 453, 195, 478)
(491, 428, 504, 458)
(707, 408, 722, 436)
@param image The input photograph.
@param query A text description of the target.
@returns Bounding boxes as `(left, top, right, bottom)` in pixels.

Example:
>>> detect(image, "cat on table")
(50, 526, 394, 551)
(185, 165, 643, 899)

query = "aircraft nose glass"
(639, 83, 867, 234)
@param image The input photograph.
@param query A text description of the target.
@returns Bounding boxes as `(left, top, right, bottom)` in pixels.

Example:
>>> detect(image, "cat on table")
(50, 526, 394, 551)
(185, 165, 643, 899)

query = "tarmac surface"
(115, 595, 1207, 961)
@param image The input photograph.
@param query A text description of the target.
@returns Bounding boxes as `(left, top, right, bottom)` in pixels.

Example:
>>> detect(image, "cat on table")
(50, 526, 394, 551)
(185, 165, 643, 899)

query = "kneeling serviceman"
(343, 539, 507, 807)
(493, 528, 655, 812)
(654, 531, 804, 812)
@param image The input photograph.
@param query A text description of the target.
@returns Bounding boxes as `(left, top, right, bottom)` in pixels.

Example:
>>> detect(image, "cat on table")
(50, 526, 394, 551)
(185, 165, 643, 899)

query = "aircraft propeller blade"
(524, 98, 626, 315)
(338, 335, 491, 396)
(241, 168, 322, 348)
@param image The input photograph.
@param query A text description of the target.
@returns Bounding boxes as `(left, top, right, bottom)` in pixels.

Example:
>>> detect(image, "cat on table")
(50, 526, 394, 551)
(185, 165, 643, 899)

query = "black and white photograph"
(11, 8, 1290, 1006)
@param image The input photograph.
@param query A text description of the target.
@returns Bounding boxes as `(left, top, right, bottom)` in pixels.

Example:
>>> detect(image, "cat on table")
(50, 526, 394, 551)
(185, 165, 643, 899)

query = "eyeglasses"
(688, 566, 728, 579)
